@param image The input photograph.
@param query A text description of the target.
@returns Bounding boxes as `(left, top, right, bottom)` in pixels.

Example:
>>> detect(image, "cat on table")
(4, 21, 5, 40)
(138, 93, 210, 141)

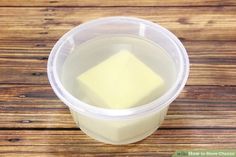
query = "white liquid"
(62, 35, 176, 107)
(61, 35, 176, 144)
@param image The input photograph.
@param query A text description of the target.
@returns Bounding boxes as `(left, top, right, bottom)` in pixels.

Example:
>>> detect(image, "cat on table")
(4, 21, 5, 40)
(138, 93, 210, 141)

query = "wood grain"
(0, 7, 236, 41)
(0, 0, 235, 7)
(0, 85, 235, 129)
(0, 129, 236, 156)
(0, 1, 236, 155)
(1, 40, 236, 62)
(0, 62, 235, 85)
(1, 40, 236, 65)
(0, 40, 236, 85)
(0, 6, 235, 86)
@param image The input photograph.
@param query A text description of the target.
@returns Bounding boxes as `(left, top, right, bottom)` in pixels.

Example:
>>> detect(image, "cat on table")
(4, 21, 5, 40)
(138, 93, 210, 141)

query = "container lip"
(47, 16, 189, 119)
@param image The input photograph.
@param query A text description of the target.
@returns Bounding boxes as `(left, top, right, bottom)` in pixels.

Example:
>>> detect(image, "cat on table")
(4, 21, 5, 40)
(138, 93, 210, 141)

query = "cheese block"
(77, 50, 165, 109)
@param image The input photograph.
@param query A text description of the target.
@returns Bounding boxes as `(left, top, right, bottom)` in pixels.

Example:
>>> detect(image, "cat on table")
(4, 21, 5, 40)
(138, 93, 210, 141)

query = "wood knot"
(8, 138, 20, 142)
(35, 43, 46, 47)
(32, 72, 43, 76)
(39, 56, 48, 60)
(39, 32, 48, 35)
(19, 94, 26, 98)
(49, 0, 58, 3)
(208, 20, 214, 24)
(178, 37, 185, 41)
(21, 120, 32, 123)
(177, 17, 192, 25)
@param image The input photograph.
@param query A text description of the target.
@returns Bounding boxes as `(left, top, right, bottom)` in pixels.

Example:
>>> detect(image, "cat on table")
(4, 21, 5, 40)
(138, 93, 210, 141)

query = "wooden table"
(0, 1, 236, 156)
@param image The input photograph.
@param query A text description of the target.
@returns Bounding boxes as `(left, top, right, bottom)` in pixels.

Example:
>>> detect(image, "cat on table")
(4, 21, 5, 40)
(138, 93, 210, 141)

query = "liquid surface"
(61, 35, 177, 108)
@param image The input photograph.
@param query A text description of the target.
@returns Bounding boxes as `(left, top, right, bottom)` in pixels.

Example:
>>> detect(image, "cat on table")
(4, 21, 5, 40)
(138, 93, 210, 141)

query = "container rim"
(47, 16, 189, 119)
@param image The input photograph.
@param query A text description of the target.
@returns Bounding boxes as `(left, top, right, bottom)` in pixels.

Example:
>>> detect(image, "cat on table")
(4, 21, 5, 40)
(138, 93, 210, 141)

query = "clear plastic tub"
(47, 17, 189, 144)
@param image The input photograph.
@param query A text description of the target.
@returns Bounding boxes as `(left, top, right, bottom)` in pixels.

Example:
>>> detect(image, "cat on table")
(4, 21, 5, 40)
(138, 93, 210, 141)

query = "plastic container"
(47, 17, 189, 144)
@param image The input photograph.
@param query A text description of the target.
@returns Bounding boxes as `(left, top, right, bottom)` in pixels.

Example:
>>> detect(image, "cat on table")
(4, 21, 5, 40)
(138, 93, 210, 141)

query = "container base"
(79, 125, 158, 145)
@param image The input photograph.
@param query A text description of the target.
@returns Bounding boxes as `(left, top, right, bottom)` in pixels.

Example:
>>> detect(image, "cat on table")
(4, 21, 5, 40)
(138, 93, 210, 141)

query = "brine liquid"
(61, 35, 177, 108)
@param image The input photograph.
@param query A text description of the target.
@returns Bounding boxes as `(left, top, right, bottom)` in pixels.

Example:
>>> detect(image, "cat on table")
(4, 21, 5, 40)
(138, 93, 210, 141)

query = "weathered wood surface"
(0, 0, 236, 156)
(0, 0, 236, 7)
(0, 40, 236, 85)
(0, 7, 236, 41)
(0, 6, 236, 86)
(0, 130, 236, 157)
(0, 85, 235, 128)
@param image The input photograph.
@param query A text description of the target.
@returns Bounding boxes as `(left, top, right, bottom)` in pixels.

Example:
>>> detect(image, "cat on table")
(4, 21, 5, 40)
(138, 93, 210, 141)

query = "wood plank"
(184, 41, 236, 64)
(0, 67, 47, 85)
(0, 129, 236, 156)
(1, 40, 236, 63)
(188, 64, 236, 86)
(0, 0, 235, 7)
(0, 85, 235, 129)
(0, 63, 235, 85)
(0, 85, 75, 128)
(0, 40, 236, 86)
(0, 7, 235, 41)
